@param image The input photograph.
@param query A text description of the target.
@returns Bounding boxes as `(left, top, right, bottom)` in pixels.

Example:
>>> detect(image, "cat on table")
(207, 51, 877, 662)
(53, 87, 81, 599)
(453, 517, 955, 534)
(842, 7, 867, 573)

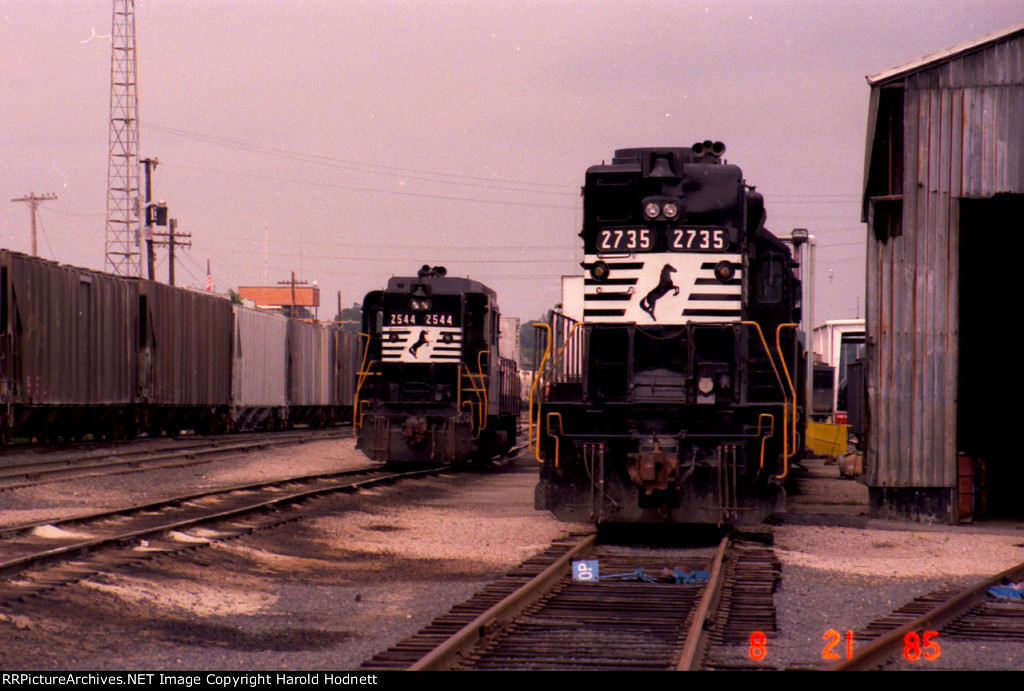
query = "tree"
(334, 302, 363, 332)
(519, 312, 551, 367)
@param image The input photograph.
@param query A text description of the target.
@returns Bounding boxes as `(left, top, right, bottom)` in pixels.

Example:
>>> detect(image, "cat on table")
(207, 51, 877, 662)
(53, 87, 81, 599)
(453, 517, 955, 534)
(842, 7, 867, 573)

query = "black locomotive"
(355, 266, 520, 464)
(532, 143, 804, 524)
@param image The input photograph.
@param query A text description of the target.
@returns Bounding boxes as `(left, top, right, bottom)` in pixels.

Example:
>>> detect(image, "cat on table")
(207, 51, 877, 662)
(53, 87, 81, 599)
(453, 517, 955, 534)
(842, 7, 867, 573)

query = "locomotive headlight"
(590, 261, 610, 282)
(698, 377, 715, 395)
(662, 202, 679, 219)
(643, 202, 661, 219)
(714, 261, 736, 283)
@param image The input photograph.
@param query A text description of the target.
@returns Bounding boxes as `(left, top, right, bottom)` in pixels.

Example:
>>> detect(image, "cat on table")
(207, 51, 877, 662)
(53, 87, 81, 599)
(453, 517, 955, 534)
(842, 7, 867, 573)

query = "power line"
(164, 161, 576, 211)
(147, 122, 575, 195)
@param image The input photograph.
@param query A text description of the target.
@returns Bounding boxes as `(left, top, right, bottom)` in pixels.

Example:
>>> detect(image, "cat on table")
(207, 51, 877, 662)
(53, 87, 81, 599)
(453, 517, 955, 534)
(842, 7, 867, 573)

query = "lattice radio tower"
(105, 0, 141, 276)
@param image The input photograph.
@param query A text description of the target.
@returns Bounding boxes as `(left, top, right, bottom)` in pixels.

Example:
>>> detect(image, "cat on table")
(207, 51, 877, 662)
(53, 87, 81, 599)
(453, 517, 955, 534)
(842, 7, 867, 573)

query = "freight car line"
(1, 250, 362, 445)
(360, 535, 757, 670)
(0, 427, 351, 491)
(832, 558, 1024, 670)
(0, 465, 441, 602)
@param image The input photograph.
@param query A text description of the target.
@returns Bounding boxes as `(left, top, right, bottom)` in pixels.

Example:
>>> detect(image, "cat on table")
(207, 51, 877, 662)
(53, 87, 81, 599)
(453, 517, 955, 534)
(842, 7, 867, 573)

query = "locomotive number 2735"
(597, 229, 652, 251)
(670, 228, 727, 251)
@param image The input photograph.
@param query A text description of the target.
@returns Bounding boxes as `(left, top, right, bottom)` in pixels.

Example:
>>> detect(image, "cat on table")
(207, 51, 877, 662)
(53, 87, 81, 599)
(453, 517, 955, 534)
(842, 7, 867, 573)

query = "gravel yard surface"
(0, 438, 1021, 671)
(0, 437, 368, 529)
(763, 458, 1024, 671)
(0, 437, 589, 670)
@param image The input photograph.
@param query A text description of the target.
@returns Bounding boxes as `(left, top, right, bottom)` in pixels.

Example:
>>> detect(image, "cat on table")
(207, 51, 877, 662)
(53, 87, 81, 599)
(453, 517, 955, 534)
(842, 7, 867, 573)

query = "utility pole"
(152, 218, 191, 286)
(278, 271, 309, 319)
(140, 157, 164, 281)
(105, 0, 141, 276)
(10, 192, 57, 257)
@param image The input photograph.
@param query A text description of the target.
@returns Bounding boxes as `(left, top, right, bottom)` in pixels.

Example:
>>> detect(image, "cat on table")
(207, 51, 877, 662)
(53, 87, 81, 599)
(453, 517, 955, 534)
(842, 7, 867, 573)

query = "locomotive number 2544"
(388, 313, 455, 326)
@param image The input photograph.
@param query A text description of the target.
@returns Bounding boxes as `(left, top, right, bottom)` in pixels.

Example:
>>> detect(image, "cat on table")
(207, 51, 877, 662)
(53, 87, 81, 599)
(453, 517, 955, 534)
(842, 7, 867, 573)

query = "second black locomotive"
(355, 266, 520, 464)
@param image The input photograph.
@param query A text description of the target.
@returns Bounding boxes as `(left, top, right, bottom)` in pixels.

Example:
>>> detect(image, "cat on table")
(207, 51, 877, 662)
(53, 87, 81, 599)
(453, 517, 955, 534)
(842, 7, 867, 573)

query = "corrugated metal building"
(862, 23, 1024, 522)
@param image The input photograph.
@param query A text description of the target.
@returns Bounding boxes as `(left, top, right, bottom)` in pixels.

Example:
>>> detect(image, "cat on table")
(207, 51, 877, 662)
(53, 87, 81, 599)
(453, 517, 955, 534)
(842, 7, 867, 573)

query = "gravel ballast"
(0, 438, 1021, 670)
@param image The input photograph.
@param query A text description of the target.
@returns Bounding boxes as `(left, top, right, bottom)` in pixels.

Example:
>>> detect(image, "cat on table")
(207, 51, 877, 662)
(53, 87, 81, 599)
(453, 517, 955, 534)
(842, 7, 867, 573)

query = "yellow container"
(806, 420, 849, 458)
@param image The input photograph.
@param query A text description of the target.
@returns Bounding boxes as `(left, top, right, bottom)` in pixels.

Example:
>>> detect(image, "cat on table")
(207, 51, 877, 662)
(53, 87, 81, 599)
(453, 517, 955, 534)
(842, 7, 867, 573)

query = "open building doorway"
(958, 194, 1023, 518)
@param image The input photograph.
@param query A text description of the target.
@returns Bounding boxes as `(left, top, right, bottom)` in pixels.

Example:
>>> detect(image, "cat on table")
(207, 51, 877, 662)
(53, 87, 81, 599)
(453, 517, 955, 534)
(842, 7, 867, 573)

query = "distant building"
(862, 23, 1024, 522)
(237, 285, 320, 321)
(810, 319, 865, 419)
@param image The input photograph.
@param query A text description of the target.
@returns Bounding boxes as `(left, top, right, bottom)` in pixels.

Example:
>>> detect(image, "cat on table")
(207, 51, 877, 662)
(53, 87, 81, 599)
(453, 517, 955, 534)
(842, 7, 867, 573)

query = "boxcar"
(136, 280, 233, 435)
(332, 327, 362, 421)
(0, 250, 137, 441)
(230, 304, 289, 430)
(286, 319, 333, 427)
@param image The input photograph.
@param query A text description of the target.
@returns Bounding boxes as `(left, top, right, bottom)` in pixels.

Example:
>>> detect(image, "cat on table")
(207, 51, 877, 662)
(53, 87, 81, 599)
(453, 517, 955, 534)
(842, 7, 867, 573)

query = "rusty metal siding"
(865, 31, 1024, 493)
(138, 281, 232, 406)
(0, 250, 136, 408)
(904, 33, 1024, 197)
(231, 305, 288, 408)
(867, 85, 961, 489)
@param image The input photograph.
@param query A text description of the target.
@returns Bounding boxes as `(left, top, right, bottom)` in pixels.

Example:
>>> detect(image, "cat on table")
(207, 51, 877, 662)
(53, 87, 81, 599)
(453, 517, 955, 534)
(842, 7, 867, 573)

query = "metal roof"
(866, 21, 1024, 85)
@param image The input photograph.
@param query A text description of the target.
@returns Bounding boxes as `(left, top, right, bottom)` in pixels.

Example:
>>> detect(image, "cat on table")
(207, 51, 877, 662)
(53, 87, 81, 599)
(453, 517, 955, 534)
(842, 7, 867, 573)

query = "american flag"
(205, 258, 212, 291)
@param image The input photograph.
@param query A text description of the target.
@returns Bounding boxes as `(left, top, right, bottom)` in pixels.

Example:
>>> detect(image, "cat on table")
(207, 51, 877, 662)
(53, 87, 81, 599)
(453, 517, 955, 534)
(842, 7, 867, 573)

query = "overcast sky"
(2, 0, 1021, 324)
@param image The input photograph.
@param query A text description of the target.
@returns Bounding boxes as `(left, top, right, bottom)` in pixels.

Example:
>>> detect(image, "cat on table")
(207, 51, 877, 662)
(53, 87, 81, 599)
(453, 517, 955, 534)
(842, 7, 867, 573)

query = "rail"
(407, 534, 598, 670)
(832, 558, 1024, 670)
(676, 535, 731, 670)
(0, 465, 443, 584)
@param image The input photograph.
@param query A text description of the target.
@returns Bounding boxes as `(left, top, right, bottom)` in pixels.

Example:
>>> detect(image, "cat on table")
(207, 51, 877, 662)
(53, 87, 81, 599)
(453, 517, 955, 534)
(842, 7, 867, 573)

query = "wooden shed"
(862, 23, 1024, 522)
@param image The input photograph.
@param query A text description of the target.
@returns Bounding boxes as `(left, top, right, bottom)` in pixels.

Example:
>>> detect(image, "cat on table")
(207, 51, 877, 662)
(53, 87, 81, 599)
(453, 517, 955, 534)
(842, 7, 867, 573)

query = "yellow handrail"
(756, 413, 775, 471)
(741, 321, 789, 481)
(461, 398, 482, 438)
(775, 323, 800, 466)
(475, 349, 489, 425)
(533, 321, 583, 463)
(352, 332, 375, 429)
(528, 322, 552, 462)
(545, 412, 564, 468)
(460, 363, 483, 438)
(549, 321, 583, 378)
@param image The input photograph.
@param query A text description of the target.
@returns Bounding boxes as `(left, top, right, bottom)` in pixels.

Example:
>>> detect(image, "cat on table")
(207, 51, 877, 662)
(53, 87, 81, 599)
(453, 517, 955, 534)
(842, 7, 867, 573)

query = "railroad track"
(360, 533, 780, 670)
(833, 558, 1024, 670)
(0, 464, 441, 603)
(0, 426, 352, 491)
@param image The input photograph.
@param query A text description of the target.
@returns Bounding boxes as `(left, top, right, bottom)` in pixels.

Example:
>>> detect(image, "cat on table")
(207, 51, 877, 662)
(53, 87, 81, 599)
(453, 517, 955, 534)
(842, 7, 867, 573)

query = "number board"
(668, 227, 729, 252)
(385, 312, 458, 327)
(596, 228, 653, 252)
(594, 227, 732, 253)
